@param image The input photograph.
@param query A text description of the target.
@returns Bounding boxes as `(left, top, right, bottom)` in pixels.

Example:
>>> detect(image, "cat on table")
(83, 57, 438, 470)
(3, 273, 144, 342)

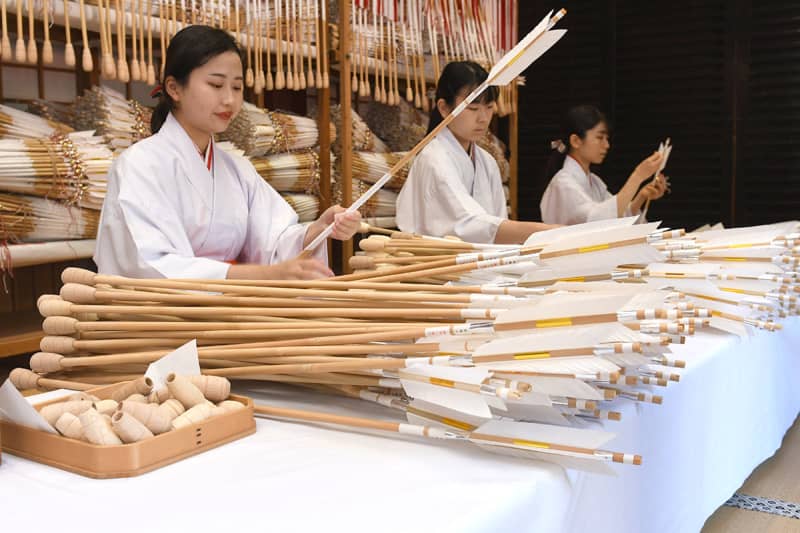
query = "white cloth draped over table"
(0, 320, 798, 532)
(396, 127, 508, 243)
(94, 112, 325, 279)
(540, 155, 633, 225)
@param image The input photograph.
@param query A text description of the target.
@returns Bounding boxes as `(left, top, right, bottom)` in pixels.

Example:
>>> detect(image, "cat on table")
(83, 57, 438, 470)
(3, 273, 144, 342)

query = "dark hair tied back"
(150, 25, 244, 134)
(427, 61, 499, 135)
(543, 104, 608, 184)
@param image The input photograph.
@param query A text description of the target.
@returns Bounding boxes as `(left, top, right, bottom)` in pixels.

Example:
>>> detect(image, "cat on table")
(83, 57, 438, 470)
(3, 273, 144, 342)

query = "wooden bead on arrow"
(40, 400, 93, 426)
(37, 297, 73, 317)
(217, 400, 246, 413)
(148, 387, 171, 403)
(167, 373, 206, 408)
(9, 368, 42, 390)
(119, 401, 172, 434)
(42, 316, 80, 335)
(112, 411, 154, 443)
(39, 336, 79, 355)
(79, 408, 122, 445)
(125, 393, 148, 404)
(171, 403, 214, 430)
(189, 375, 231, 402)
(93, 399, 119, 416)
(60, 283, 98, 304)
(29, 352, 65, 373)
(111, 376, 154, 403)
(158, 398, 185, 420)
(55, 412, 86, 440)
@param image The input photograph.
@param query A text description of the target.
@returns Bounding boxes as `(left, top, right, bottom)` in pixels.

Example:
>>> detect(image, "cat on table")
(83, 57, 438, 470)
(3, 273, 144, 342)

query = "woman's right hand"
(632, 152, 664, 183)
(261, 257, 334, 280)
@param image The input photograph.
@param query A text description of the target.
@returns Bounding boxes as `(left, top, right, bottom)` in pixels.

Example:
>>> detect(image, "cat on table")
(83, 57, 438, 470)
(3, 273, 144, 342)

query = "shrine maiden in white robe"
(94, 112, 324, 279)
(540, 155, 633, 225)
(396, 127, 507, 243)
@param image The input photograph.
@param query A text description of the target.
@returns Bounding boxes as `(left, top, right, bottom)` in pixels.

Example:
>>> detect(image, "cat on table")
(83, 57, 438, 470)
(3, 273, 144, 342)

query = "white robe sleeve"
(95, 155, 231, 279)
(422, 158, 504, 243)
(540, 176, 619, 225)
(235, 159, 327, 264)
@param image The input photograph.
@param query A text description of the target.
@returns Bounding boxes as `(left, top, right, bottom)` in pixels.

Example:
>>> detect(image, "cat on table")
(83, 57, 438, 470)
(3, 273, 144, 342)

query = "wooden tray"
(0, 383, 256, 478)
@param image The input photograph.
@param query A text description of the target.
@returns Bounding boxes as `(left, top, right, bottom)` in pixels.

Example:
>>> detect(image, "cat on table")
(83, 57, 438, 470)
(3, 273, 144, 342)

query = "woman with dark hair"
(95, 25, 360, 279)
(396, 61, 555, 244)
(540, 104, 669, 225)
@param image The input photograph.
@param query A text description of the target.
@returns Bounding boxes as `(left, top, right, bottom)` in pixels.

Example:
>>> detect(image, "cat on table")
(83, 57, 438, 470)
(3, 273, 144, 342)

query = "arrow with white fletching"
(303, 9, 568, 252)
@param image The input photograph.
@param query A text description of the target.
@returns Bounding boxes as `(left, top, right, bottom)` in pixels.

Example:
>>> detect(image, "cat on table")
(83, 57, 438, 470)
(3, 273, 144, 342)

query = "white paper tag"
(0, 379, 58, 433)
(144, 339, 202, 390)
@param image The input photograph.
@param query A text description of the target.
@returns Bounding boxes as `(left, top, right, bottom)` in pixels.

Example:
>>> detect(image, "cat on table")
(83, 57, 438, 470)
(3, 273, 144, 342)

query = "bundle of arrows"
(14, 212, 796, 472)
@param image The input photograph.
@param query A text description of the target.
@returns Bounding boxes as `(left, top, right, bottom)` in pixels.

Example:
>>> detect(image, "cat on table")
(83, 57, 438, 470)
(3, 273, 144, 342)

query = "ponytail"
(150, 98, 171, 134)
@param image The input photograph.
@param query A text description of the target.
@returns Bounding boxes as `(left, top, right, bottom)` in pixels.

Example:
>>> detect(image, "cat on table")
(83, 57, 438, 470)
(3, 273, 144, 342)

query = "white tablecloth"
(0, 319, 797, 533)
(566, 316, 800, 533)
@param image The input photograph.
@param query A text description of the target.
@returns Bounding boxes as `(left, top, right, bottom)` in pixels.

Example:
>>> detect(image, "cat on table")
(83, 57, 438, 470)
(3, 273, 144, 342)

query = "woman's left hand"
(317, 205, 362, 241)
(640, 173, 670, 201)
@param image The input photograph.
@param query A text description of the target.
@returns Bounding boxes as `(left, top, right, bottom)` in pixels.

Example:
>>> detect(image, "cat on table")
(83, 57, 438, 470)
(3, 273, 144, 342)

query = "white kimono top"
(396, 127, 508, 243)
(540, 155, 632, 225)
(94, 112, 324, 279)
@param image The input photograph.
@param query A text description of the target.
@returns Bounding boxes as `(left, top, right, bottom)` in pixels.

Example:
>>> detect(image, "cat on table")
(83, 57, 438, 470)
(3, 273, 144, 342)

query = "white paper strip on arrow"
(398, 365, 503, 418)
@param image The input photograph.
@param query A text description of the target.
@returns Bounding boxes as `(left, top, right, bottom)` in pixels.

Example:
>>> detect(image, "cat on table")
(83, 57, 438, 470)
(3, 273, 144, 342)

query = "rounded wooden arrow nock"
(42, 316, 80, 335)
(61, 267, 98, 285)
(348, 255, 376, 270)
(9, 367, 43, 390)
(30, 352, 66, 373)
(60, 283, 99, 304)
(39, 335, 79, 355)
(37, 297, 73, 317)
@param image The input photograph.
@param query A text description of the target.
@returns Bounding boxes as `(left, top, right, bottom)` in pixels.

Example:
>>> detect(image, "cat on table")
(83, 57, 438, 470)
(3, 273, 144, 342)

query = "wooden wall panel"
(518, 0, 797, 230)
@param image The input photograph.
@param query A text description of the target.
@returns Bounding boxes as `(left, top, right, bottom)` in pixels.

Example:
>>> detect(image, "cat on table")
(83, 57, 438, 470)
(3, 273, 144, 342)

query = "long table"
(0, 319, 797, 532)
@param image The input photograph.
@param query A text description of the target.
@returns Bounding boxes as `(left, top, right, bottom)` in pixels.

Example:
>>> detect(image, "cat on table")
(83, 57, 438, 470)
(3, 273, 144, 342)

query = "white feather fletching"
(540, 222, 661, 256)
(494, 292, 635, 327)
(474, 323, 633, 357)
(470, 442, 618, 475)
(523, 216, 638, 248)
(475, 418, 616, 450)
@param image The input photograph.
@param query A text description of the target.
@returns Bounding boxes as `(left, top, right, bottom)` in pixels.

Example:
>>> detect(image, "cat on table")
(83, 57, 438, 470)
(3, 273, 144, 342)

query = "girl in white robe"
(396, 61, 555, 244)
(95, 25, 360, 280)
(540, 105, 669, 225)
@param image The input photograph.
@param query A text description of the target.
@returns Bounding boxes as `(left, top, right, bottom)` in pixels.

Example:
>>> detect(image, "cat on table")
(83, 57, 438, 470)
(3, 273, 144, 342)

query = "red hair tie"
(149, 84, 164, 98)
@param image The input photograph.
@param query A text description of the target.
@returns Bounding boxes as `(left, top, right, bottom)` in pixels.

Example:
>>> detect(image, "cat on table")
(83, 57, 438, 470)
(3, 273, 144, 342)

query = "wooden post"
(509, 83, 519, 220)
(508, 0, 519, 220)
(317, 16, 332, 263)
(338, 0, 353, 273)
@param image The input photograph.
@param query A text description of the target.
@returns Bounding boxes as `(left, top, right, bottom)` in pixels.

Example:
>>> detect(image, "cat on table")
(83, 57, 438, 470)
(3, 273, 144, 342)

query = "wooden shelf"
(0, 311, 42, 358)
